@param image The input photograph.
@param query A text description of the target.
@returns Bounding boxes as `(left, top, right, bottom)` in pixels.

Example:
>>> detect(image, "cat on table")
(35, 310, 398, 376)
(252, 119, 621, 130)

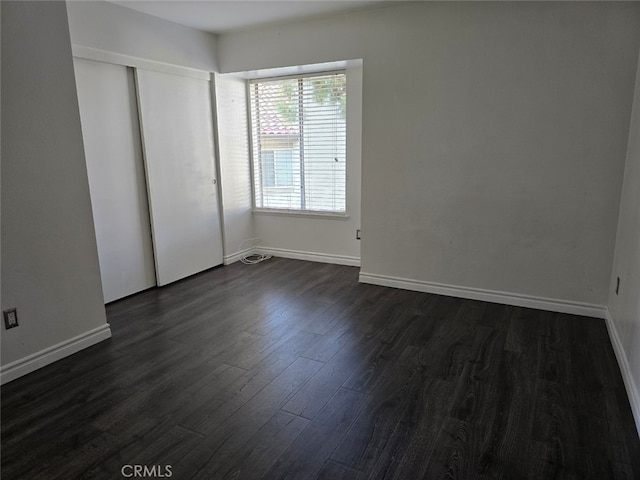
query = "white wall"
(1, 1, 109, 381)
(66, 0, 217, 72)
(213, 73, 255, 263)
(608, 50, 640, 434)
(218, 2, 640, 309)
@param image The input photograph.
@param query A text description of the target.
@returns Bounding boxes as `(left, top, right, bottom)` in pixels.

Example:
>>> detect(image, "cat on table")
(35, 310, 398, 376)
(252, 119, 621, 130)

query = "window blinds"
(249, 72, 347, 213)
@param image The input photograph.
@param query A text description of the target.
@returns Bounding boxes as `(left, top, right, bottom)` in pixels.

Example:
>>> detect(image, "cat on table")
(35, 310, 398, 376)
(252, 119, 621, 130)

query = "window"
(249, 72, 346, 213)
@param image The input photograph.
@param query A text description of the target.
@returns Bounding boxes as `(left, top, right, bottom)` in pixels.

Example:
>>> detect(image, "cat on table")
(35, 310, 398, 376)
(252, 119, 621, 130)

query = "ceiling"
(108, 1, 386, 34)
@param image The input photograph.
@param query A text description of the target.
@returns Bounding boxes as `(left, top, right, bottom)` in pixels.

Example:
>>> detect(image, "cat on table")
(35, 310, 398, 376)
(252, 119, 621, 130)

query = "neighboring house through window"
(262, 149, 294, 188)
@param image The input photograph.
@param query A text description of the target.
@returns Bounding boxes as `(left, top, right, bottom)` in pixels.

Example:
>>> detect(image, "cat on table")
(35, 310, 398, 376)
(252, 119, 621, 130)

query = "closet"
(73, 58, 223, 303)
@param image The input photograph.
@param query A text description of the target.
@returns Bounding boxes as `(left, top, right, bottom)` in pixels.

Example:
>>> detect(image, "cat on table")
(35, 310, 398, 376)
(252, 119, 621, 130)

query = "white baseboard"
(257, 246, 360, 267)
(358, 271, 606, 318)
(223, 247, 254, 265)
(0, 324, 112, 385)
(605, 308, 640, 437)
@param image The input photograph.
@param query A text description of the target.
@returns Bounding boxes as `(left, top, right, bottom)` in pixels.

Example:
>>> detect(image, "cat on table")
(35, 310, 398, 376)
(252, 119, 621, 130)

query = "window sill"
(253, 209, 350, 220)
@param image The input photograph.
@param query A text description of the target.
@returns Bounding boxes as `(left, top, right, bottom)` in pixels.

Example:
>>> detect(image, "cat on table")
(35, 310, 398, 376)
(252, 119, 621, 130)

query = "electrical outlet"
(356, 229, 361, 240)
(4, 308, 18, 329)
(616, 277, 620, 296)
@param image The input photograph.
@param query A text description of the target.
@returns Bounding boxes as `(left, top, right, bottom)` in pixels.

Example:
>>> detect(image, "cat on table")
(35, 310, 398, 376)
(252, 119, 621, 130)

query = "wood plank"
(177, 330, 321, 435)
(365, 377, 453, 479)
(262, 388, 369, 480)
(316, 460, 366, 480)
(282, 334, 377, 419)
(330, 365, 423, 472)
(176, 357, 323, 479)
(2, 258, 639, 480)
(217, 411, 309, 479)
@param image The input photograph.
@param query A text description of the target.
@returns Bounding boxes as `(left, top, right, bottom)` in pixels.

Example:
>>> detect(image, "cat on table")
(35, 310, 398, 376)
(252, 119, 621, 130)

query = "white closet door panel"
(135, 69, 223, 286)
(74, 58, 156, 302)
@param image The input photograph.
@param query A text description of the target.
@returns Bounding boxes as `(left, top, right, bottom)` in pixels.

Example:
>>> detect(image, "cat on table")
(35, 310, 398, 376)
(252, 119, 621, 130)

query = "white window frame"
(247, 70, 349, 219)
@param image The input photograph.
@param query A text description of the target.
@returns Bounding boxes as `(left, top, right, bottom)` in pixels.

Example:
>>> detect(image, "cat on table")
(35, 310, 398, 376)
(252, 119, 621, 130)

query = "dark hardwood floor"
(2, 258, 639, 479)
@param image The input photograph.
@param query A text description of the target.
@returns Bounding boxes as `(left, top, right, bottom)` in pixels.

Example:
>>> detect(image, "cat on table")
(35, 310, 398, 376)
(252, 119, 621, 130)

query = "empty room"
(2, 0, 640, 478)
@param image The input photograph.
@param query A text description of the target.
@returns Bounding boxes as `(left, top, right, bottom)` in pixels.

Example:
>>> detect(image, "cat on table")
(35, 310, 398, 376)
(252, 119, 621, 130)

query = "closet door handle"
(211, 178, 217, 186)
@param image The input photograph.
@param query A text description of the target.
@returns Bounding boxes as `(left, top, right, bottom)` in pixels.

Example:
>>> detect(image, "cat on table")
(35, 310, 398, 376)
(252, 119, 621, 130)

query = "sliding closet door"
(135, 69, 223, 286)
(74, 58, 156, 302)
